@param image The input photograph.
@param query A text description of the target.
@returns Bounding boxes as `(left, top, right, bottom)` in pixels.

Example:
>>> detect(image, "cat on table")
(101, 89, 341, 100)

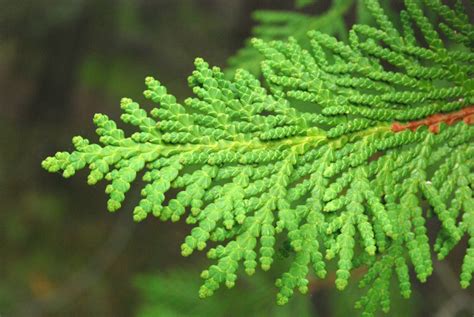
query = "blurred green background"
(0, 0, 472, 316)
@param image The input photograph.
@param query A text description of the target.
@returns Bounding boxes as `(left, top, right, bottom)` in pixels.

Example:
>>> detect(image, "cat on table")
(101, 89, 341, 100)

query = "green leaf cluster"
(43, 0, 473, 315)
(134, 269, 313, 317)
(227, 0, 354, 76)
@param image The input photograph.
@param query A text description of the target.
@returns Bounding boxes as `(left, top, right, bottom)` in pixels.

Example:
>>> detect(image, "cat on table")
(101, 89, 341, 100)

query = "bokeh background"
(0, 1, 473, 316)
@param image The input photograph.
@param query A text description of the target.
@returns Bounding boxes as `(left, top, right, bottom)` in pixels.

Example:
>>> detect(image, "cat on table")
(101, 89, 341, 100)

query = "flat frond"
(43, 0, 474, 315)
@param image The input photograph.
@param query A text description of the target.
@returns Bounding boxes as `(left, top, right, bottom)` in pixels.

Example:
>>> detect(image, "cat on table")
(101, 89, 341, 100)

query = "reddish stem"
(391, 105, 474, 134)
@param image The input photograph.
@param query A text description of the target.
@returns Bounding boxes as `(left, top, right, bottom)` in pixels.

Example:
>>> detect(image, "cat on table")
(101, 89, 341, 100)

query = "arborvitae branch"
(227, 0, 355, 76)
(43, 0, 473, 315)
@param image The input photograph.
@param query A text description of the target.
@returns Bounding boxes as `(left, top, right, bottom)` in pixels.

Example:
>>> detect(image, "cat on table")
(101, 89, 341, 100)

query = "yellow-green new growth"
(43, 0, 473, 315)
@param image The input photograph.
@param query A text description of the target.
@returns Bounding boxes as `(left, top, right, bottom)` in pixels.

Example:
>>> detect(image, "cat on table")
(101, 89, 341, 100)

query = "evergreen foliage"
(134, 270, 313, 317)
(134, 267, 419, 316)
(43, 0, 473, 315)
(227, 0, 354, 76)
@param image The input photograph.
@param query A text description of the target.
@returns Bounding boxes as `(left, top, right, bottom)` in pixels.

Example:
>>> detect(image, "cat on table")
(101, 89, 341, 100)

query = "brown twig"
(392, 105, 474, 134)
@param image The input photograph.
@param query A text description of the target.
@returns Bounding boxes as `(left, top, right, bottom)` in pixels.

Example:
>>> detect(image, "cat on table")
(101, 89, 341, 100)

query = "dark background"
(0, 1, 473, 316)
